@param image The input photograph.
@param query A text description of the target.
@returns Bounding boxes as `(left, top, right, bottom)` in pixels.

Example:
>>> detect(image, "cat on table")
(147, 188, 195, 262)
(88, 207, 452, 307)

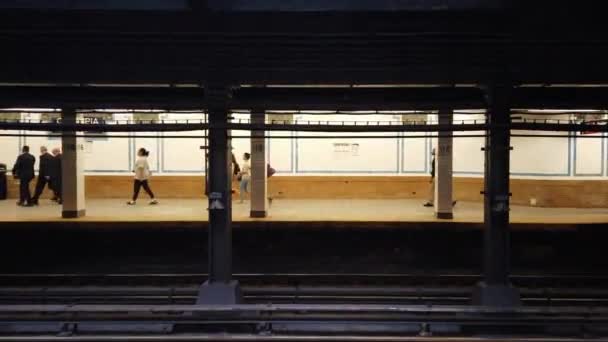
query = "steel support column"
(250, 111, 268, 218)
(197, 85, 241, 304)
(61, 108, 86, 219)
(434, 108, 454, 219)
(473, 85, 520, 306)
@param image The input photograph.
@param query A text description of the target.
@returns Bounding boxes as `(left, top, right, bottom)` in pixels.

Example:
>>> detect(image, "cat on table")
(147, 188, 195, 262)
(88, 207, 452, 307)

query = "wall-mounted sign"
(133, 112, 161, 123)
(0, 112, 23, 121)
(43, 113, 113, 140)
(267, 113, 294, 124)
(333, 142, 360, 158)
(402, 113, 428, 125)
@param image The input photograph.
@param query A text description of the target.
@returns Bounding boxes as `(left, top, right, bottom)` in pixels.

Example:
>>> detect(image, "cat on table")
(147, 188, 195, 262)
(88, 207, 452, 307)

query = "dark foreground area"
(1, 223, 606, 275)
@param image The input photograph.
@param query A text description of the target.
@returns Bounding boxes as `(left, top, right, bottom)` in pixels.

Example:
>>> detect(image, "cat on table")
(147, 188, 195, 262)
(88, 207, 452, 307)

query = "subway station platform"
(0, 198, 606, 229)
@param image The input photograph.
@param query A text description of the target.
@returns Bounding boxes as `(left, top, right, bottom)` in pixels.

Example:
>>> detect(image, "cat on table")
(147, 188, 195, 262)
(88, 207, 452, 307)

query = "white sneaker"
(149, 199, 158, 205)
(127, 201, 136, 205)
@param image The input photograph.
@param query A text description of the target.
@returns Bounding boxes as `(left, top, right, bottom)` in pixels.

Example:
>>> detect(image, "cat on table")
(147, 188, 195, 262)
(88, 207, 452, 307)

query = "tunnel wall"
(5, 175, 608, 208)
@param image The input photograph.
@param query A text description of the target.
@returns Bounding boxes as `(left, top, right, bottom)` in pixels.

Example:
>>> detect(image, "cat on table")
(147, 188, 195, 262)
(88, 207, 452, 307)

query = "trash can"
(0, 163, 7, 200)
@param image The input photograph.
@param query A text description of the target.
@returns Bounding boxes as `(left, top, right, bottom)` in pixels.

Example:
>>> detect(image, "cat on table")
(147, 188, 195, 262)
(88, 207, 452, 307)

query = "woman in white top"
(238, 152, 251, 203)
(127, 148, 158, 205)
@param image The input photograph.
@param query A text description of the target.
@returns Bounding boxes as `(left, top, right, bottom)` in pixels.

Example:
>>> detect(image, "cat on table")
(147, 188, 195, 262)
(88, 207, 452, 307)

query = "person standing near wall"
(267, 163, 276, 207)
(127, 148, 158, 205)
(238, 152, 251, 203)
(12, 145, 36, 207)
(231, 151, 240, 194)
(423, 148, 436, 207)
(50, 147, 62, 204)
(423, 147, 456, 208)
(30, 146, 54, 206)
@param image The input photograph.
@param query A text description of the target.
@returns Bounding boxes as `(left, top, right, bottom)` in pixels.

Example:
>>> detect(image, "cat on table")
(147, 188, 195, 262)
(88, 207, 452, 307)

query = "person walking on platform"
(127, 148, 158, 205)
(231, 151, 241, 194)
(30, 146, 54, 205)
(11, 145, 36, 207)
(237, 152, 251, 203)
(50, 147, 62, 204)
(267, 163, 276, 207)
(423, 147, 456, 208)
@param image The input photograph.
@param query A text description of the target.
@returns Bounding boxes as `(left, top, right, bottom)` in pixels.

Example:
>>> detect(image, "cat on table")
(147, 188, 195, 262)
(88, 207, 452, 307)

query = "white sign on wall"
(332, 142, 360, 159)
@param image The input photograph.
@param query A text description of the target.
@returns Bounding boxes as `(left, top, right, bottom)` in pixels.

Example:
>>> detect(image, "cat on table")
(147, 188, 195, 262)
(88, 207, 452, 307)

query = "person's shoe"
(57, 200, 63, 205)
(149, 199, 158, 205)
(50, 197, 58, 202)
(23, 203, 35, 207)
(16, 201, 24, 206)
(31, 199, 39, 206)
(127, 201, 136, 205)
(423, 202, 433, 207)
(452, 200, 458, 207)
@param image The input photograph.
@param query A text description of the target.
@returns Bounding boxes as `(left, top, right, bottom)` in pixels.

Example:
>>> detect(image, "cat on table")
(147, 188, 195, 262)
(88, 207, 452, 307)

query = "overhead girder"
(0, 86, 206, 110)
(0, 86, 607, 111)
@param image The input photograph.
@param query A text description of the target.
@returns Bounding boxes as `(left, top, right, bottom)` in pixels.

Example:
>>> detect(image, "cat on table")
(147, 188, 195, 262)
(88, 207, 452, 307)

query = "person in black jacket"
(50, 147, 62, 204)
(30, 146, 54, 205)
(12, 145, 36, 206)
(423, 148, 436, 207)
(422, 147, 456, 208)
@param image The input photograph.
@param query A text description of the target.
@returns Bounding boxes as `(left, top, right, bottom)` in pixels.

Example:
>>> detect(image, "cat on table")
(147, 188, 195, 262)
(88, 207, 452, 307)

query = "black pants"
(51, 177, 62, 200)
(132, 179, 155, 201)
(32, 176, 51, 202)
(19, 178, 32, 204)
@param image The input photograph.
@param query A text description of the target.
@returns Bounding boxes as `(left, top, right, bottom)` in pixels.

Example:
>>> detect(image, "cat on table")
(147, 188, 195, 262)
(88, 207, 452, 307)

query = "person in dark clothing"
(231, 152, 240, 194)
(423, 148, 436, 207)
(12, 145, 36, 206)
(30, 146, 54, 205)
(423, 147, 456, 208)
(50, 147, 62, 204)
(267, 163, 276, 207)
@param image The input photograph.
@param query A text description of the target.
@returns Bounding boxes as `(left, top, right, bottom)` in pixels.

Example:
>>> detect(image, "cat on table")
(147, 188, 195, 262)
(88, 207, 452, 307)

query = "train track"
(2, 274, 608, 339)
(1, 337, 606, 342)
(1, 303, 608, 339)
(1, 273, 608, 306)
(2, 273, 608, 287)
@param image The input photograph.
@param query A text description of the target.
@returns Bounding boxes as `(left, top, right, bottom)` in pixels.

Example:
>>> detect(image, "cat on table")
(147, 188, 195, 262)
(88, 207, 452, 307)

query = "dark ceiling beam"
(1, 86, 608, 111)
(233, 87, 486, 110)
(0, 86, 206, 110)
(512, 87, 608, 110)
(0, 86, 486, 110)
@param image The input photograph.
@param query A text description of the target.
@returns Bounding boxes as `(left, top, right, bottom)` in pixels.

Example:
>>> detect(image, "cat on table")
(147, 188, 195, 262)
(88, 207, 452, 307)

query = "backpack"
(267, 164, 276, 178)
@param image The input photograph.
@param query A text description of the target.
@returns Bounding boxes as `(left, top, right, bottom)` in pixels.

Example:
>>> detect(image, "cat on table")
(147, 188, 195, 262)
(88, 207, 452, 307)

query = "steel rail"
(2, 273, 607, 287)
(0, 121, 486, 132)
(2, 304, 608, 325)
(0, 120, 605, 134)
(0, 336, 605, 342)
(1, 286, 607, 307)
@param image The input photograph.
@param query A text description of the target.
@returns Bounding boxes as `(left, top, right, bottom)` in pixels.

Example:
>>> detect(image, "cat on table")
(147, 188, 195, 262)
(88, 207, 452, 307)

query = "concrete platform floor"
(0, 198, 607, 225)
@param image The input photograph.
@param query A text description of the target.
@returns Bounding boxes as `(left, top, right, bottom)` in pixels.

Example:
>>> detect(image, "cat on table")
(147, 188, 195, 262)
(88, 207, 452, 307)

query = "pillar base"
(196, 280, 242, 305)
(435, 212, 453, 220)
(250, 210, 267, 218)
(472, 282, 521, 307)
(62, 210, 86, 219)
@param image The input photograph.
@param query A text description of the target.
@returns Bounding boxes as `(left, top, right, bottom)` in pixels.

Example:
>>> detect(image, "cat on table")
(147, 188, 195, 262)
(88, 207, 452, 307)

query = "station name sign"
(52, 117, 106, 125)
